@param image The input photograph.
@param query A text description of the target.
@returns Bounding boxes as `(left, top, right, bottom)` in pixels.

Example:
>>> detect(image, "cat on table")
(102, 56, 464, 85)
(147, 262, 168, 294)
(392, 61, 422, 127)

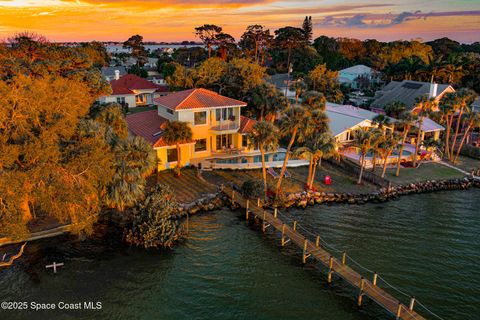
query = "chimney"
(429, 83, 438, 99)
(114, 69, 120, 80)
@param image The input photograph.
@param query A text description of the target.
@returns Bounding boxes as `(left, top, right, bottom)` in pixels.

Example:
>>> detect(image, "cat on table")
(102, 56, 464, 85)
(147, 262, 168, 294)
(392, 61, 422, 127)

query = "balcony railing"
(209, 121, 239, 133)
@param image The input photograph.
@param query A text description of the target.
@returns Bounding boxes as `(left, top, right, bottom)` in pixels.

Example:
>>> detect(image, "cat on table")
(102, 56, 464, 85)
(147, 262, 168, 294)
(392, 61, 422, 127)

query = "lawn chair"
(267, 167, 280, 179)
(284, 168, 291, 178)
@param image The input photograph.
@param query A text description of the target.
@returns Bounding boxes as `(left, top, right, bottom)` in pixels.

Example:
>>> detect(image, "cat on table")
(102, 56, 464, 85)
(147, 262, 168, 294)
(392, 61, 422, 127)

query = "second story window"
(215, 108, 234, 121)
(194, 111, 207, 125)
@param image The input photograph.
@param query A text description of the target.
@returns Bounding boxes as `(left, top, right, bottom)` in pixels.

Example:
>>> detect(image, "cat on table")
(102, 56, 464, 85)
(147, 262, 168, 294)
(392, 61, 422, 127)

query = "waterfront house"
(371, 80, 454, 112)
(126, 88, 300, 171)
(326, 103, 393, 144)
(99, 74, 168, 108)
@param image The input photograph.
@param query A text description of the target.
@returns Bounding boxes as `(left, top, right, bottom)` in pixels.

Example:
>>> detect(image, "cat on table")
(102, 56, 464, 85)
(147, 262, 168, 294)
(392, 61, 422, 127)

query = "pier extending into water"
(223, 186, 427, 320)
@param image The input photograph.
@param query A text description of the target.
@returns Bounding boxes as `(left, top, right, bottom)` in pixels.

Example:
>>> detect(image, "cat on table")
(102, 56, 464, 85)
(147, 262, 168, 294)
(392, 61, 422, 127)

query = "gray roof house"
(371, 80, 454, 112)
(101, 66, 127, 81)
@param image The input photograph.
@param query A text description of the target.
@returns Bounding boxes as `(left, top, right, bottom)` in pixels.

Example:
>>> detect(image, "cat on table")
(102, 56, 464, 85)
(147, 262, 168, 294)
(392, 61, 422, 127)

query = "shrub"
(124, 184, 185, 248)
(461, 144, 480, 159)
(241, 179, 263, 199)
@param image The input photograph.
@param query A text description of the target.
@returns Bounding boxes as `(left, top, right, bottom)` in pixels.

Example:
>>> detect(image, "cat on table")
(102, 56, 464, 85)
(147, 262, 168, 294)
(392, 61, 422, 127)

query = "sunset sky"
(0, 0, 479, 43)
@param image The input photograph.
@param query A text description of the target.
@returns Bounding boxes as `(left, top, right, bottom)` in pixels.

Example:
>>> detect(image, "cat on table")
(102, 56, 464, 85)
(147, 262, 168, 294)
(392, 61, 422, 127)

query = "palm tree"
(105, 136, 156, 211)
(395, 112, 417, 177)
(453, 111, 480, 163)
(162, 121, 193, 176)
(275, 106, 309, 196)
(353, 127, 372, 184)
(302, 90, 327, 111)
(449, 89, 476, 160)
(309, 133, 338, 188)
(368, 128, 384, 173)
(439, 93, 458, 160)
(412, 97, 437, 167)
(378, 132, 400, 178)
(416, 53, 446, 83)
(384, 101, 407, 119)
(248, 121, 279, 199)
(292, 79, 306, 105)
(421, 138, 443, 163)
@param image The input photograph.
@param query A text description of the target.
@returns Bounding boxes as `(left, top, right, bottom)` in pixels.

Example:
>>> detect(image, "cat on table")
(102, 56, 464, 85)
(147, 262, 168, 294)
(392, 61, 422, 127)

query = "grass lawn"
(153, 168, 217, 204)
(384, 162, 465, 185)
(448, 155, 480, 173)
(127, 105, 157, 114)
(202, 163, 378, 194)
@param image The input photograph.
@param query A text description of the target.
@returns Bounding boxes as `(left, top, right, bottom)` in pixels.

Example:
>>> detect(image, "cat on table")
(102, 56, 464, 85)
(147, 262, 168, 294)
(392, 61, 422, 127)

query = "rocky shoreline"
(181, 177, 479, 214)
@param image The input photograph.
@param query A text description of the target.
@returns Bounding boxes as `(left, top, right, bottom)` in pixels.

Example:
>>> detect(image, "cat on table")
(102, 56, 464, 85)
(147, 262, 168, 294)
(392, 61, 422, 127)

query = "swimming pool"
(213, 152, 286, 164)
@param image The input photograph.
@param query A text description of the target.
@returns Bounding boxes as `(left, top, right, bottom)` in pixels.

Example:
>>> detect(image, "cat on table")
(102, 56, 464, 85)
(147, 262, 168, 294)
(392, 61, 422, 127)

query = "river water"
(0, 189, 479, 320)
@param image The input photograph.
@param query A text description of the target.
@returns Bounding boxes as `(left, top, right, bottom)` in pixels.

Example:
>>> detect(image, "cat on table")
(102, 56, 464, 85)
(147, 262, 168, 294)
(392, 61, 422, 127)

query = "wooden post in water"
(315, 235, 320, 247)
(262, 211, 267, 232)
(293, 220, 297, 232)
(373, 272, 378, 286)
(358, 277, 365, 307)
(302, 239, 308, 263)
(327, 255, 334, 283)
(274, 208, 278, 218)
(257, 198, 261, 207)
(409, 296, 416, 311)
(231, 190, 235, 205)
(342, 251, 346, 265)
(396, 303, 402, 319)
(186, 214, 189, 236)
(281, 224, 286, 246)
(245, 200, 249, 221)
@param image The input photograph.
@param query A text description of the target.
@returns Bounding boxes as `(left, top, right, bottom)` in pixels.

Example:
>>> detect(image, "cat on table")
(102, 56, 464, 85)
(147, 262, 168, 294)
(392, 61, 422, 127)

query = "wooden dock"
(224, 186, 426, 320)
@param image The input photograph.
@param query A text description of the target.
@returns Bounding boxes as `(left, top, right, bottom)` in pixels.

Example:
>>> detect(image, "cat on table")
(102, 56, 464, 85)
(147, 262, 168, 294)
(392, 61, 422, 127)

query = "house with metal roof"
(371, 80, 454, 112)
(338, 64, 380, 89)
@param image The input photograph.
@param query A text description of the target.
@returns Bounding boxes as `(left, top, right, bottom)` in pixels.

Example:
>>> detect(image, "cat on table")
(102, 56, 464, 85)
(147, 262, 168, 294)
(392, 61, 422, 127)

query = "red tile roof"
(126, 110, 194, 148)
(154, 88, 247, 111)
(239, 116, 257, 134)
(110, 74, 166, 95)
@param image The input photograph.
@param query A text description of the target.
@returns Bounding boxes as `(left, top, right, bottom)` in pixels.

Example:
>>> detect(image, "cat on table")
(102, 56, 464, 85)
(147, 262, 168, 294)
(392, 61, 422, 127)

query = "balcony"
(209, 121, 239, 134)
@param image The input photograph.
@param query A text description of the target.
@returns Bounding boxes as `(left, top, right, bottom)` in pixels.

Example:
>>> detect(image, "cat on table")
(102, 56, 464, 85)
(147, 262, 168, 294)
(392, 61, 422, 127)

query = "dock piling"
(315, 235, 320, 247)
(409, 296, 416, 311)
(373, 272, 378, 286)
(293, 220, 297, 232)
(342, 251, 346, 265)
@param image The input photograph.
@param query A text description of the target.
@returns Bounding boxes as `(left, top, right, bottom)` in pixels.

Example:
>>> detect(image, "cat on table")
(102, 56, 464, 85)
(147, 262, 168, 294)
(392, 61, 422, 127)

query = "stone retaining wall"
(179, 178, 479, 214)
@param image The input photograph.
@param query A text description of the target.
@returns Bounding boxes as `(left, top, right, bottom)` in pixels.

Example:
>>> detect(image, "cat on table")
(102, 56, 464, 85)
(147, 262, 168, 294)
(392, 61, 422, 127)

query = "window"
(216, 134, 233, 150)
(242, 135, 248, 147)
(194, 111, 207, 125)
(116, 97, 126, 104)
(215, 108, 234, 121)
(165, 107, 173, 115)
(195, 139, 207, 152)
(167, 149, 178, 162)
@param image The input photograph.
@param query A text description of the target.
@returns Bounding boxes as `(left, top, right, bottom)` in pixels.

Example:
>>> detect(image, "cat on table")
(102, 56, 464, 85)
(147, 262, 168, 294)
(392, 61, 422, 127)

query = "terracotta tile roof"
(239, 116, 257, 134)
(126, 110, 194, 148)
(110, 74, 164, 95)
(126, 110, 167, 145)
(154, 88, 247, 111)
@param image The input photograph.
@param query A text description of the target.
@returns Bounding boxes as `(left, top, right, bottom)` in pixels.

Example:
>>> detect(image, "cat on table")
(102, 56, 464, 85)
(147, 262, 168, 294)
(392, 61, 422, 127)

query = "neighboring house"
(126, 88, 297, 171)
(371, 80, 455, 112)
(338, 64, 380, 89)
(144, 58, 158, 70)
(326, 103, 393, 144)
(99, 74, 168, 108)
(267, 73, 297, 102)
(327, 102, 443, 143)
(101, 66, 127, 81)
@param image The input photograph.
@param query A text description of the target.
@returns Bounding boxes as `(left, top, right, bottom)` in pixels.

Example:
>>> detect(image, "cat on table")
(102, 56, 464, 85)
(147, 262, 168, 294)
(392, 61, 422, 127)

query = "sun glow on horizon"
(0, 0, 479, 43)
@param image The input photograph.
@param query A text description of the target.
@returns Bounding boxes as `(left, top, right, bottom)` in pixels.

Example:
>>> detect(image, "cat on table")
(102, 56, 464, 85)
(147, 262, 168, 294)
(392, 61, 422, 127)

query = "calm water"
(1, 189, 479, 320)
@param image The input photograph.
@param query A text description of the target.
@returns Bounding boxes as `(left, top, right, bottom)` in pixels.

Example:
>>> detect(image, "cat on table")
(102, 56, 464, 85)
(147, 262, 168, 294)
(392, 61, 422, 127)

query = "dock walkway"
(224, 186, 426, 320)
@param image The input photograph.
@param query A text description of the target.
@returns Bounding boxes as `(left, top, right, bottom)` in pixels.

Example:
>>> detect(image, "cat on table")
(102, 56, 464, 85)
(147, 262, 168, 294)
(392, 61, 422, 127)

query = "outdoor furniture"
(267, 167, 280, 179)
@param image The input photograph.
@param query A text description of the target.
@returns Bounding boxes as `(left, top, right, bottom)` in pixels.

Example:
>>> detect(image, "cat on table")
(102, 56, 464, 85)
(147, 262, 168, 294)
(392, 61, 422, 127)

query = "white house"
(338, 65, 379, 89)
(99, 74, 168, 108)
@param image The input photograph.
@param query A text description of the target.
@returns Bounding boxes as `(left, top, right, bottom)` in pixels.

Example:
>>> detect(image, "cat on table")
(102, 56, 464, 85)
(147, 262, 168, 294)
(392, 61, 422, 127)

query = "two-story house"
(99, 74, 168, 108)
(126, 88, 291, 171)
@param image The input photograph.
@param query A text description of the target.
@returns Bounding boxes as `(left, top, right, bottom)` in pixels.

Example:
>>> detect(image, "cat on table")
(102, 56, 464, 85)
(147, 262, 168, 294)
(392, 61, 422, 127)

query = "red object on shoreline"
(324, 175, 332, 185)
